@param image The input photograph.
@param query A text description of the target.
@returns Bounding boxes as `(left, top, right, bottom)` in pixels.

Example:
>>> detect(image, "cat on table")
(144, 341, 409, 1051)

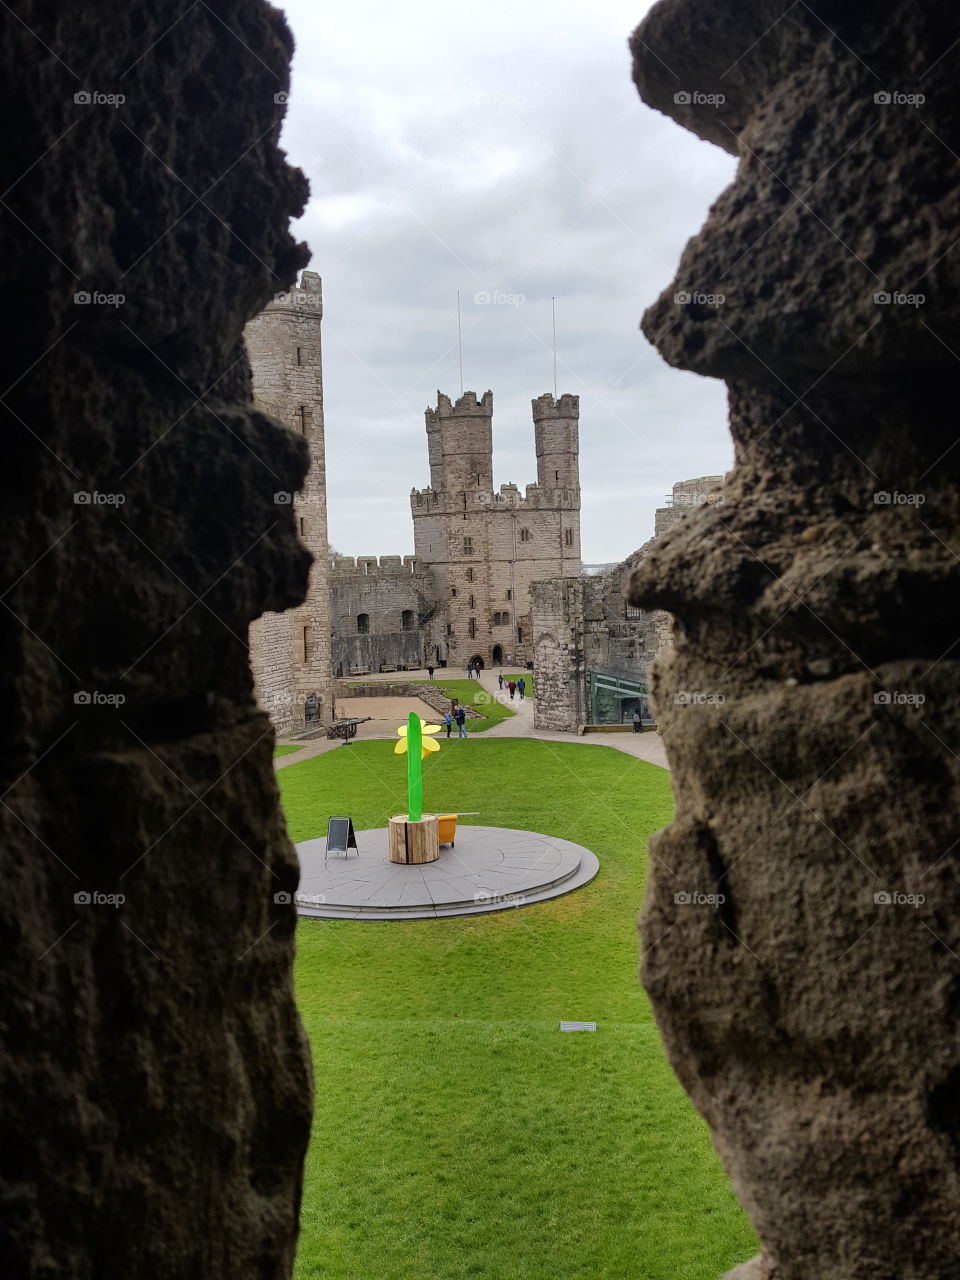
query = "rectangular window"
(466, 567, 474, 582)
(299, 517, 306, 536)
(506, 588, 512, 601)
(302, 626, 313, 662)
(446, 623, 453, 637)
(517, 626, 523, 643)
(564, 528, 573, 546)
(463, 537, 473, 555)
(451, 587, 457, 597)
(299, 405, 308, 434)
(469, 594, 475, 609)
(519, 528, 530, 542)
(468, 618, 476, 639)
(296, 347, 302, 366)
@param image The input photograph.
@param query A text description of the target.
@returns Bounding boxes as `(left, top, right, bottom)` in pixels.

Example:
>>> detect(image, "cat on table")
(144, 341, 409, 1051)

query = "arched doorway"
(492, 644, 503, 665)
(469, 654, 484, 671)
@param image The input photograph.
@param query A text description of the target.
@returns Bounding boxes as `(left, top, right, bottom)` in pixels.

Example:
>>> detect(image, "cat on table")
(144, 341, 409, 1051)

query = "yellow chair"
(437, 813, 458, 847)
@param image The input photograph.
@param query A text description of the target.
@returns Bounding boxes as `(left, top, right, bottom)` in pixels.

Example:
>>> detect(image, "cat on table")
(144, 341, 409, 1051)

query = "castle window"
(446, 623, 453, 637)
(357, 613, 370, 635)
(296, 347, 302, 366)
(466, 567, 474, 582)
(299, 517, 306, 537)
(451, 587, 457, 597)
(302, 626, 313, 662)
(506, 588, 512, 601)
(493, 611, 510, 627)
(463, 537, 473, 555)
(468, 618, 476, 639)
(555, 470, 559, 481)
(299, 405, 307, 434)
(519, 528, 530, 542)
(469, 594, 475, 609)
(517, 625, 523, 642)
(564, 528, 573, 546)
(401, 609, 415, 631)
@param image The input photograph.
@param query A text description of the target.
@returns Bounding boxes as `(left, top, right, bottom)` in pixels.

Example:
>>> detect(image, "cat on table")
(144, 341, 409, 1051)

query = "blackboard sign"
(326, 816, 358, 855)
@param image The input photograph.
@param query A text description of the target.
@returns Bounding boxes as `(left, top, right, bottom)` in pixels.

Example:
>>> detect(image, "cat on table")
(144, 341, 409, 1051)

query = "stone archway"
(492, 644, 503, 665)
(469, 653, 485, 671)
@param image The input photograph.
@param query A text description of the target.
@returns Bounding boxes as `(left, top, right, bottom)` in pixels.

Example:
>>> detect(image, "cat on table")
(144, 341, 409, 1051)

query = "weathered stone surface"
(0, 3, 313, 1276)
(629, 2, 960, 1277)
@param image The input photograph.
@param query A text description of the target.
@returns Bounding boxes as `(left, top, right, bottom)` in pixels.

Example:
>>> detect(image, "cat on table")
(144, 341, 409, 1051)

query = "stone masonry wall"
(246, 271, 334, 734)
(330, 555, 430, 675)
(0, 4, 313, 1276)
(629, 3, 960, 1277)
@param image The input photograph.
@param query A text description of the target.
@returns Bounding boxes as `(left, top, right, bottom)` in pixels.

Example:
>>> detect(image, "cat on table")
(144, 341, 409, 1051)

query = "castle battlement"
(256, 269, 323, 318)
(425, 389, 493, 425)
(331, 554, 421, 578)
(531, 392, 579, 421)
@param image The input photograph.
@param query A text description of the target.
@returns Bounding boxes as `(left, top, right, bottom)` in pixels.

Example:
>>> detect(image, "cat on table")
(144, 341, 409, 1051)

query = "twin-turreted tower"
(412, 389, 581, 669)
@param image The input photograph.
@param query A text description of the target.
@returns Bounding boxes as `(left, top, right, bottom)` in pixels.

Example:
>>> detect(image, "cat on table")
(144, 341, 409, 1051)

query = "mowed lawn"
(280, 739, 757, 1280)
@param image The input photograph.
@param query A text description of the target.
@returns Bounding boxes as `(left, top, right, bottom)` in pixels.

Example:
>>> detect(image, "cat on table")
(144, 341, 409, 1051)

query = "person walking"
(427, 664, 435, 681)
(498, 672, 504, 691)
(444, 711, 453, 738)
(507, 680, 516, 701)
(465, 661, 473, 680)
(455, 705, 467, 738)
(632, 708, 642, 733)
(517, 676, 525, 700)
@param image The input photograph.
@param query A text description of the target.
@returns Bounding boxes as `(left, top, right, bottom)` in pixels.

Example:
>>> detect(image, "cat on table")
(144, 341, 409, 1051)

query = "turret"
(424, 390, 493, 494)
(532, 392, 579, 492)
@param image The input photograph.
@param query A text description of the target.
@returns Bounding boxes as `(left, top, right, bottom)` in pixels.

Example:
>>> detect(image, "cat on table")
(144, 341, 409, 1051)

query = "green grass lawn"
(281, 739, 757, 1279)
(275, 744, 305, 757)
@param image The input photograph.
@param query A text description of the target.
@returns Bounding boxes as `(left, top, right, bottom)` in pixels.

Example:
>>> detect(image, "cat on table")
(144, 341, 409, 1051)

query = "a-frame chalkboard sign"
(326, 816, 358, 858)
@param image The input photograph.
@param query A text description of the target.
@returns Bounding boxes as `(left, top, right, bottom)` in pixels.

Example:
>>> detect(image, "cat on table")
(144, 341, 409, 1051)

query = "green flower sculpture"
(393, 712, 441, 822)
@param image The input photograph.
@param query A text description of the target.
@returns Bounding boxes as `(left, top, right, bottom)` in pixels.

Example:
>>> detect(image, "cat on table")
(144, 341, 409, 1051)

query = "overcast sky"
(275, 0, 736, 564)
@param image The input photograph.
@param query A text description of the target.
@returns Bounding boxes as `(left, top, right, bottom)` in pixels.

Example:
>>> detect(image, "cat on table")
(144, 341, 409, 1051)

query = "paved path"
(274, 665, 669, 772)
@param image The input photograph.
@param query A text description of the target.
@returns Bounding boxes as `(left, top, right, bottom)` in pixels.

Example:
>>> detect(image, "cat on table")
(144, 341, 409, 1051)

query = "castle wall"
(329, 556, 430, 674)
(532, 476, 724, 731)
(245, 271, 334, 733)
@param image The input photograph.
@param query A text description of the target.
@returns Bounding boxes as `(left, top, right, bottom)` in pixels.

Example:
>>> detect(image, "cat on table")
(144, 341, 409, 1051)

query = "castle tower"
(244, 271, 335, 734)
(411, 389, 581, 671)
(425, 390, 493, 494)
(533, 392, 580, 493)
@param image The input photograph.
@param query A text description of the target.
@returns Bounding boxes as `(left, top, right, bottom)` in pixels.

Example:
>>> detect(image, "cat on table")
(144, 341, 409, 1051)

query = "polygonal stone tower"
(412, 390, 581, 670)
(245, 270, 334, 733)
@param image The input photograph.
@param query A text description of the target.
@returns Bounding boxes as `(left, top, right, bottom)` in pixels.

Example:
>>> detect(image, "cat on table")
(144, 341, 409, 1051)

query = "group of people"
(497, 673, 525, 701)
(443, 705, 469, 738)
(465, 661, 482, 680)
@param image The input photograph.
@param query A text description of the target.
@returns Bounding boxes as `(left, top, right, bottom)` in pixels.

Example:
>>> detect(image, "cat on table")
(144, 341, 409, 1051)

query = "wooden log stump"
(388, 814, 440, 864)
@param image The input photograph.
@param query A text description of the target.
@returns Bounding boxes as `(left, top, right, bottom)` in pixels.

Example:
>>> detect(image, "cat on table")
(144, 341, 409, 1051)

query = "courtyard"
(280, 738, 757, 1278)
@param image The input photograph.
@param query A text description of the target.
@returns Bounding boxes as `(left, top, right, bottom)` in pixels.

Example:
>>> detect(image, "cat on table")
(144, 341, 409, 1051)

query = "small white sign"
(560, 1021, 597, 1032)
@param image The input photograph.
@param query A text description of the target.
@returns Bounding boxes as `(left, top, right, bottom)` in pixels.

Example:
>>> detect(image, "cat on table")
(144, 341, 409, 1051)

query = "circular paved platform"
(294, 824, 600, 920)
